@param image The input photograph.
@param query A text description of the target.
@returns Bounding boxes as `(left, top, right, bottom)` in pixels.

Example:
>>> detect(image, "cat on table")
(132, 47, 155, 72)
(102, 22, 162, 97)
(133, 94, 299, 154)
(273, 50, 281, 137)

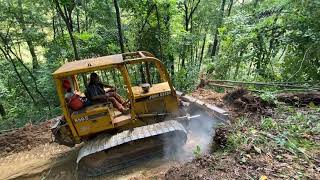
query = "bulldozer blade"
(77, 120, 187, 177)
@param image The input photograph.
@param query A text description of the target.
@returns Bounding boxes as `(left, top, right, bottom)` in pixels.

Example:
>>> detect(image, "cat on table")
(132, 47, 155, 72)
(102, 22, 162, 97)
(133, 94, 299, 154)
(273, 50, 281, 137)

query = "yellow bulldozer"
(51, 51, 203, 176)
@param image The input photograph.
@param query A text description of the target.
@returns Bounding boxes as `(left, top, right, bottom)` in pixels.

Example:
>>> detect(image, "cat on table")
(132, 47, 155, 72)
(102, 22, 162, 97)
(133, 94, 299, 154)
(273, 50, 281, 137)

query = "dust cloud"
(162, 109, 222, 161)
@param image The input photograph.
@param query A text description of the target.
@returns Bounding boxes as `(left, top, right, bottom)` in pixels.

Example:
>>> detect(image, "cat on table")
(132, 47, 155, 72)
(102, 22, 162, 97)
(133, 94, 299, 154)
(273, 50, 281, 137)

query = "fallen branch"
(287, 45, 313, 81)
(207, 79, 320, 89)
(207, 83, 263, 93)
(206, 83, 320, 93)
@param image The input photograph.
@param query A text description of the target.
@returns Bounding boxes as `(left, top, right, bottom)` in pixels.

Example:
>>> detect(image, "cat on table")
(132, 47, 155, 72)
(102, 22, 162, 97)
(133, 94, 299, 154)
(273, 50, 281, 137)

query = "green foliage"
(261, 117, 277, 130)
(0, 59, 61, 130)
(174, 67, 199, 92)
(77, 30, 120, 58)
(259, 92, 277, 104)
(227, 108, 319, 159)
(211, 0, 320, 82)
(226, 117, 249, 151)
(193, 145, 201, 158)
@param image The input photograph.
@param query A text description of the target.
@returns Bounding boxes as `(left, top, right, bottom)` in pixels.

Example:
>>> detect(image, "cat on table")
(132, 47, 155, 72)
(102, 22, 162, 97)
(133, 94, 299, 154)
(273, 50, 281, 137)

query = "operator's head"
(90, 72, 100, 84)
(63, 79, 71, 90)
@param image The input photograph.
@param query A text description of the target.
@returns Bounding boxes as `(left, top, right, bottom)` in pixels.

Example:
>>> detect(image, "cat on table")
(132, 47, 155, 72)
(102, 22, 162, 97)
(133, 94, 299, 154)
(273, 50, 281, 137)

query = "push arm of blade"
(188, 114, 201, 119)
(176, 114, 201, 120)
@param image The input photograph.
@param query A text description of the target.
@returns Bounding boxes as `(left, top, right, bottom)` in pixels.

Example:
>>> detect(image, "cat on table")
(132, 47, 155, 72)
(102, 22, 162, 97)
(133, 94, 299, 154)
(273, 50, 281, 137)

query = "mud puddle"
(0, 114, 222, 180)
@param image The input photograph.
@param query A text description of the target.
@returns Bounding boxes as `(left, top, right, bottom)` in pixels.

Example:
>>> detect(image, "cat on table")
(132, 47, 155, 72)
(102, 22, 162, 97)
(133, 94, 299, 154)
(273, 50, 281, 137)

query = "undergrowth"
(226, 105, 320, 161)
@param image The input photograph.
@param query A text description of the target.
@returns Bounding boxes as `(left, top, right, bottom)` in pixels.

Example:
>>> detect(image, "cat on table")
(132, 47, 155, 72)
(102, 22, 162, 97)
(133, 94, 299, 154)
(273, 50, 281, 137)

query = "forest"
(0, 0, 319, 130)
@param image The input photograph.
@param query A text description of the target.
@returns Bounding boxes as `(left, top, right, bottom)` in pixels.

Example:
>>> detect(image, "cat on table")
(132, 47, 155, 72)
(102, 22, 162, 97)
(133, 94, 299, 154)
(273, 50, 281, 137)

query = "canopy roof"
(53, 54, 124, 78)
(52, 51, 157, 78)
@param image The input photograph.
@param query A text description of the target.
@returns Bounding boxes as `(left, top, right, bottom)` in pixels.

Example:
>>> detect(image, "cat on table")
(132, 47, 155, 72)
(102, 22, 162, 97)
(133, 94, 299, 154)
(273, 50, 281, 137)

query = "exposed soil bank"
(0, 120, 53, 157)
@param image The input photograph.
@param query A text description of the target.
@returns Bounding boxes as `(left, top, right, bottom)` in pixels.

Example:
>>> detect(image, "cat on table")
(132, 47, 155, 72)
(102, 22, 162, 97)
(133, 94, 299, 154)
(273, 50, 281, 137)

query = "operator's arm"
(102, 83, 116, 92)
(102, 83, 114, 89)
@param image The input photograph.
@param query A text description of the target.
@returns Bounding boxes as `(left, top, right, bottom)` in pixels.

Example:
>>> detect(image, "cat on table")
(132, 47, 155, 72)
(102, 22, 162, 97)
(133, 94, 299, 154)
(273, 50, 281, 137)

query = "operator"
(86, 72, 128, 113)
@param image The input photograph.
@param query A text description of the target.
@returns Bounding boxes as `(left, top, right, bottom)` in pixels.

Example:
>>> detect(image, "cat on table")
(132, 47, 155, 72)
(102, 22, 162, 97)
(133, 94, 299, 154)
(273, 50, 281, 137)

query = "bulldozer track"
(77, 120, 187, 177)
(78, 143, 165, 177)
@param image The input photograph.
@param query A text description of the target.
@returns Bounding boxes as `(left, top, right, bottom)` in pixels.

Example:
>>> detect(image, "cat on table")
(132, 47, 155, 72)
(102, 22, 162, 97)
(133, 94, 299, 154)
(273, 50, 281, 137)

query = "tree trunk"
(256, 33, 265, 75)
(16, 0, 39, 69)
(52, 12, 57, 39)
(0, 102, 5, 118)
(183, 1, 189, 31)
(233, 49, 244, 79)
(211, 31, 219, 57)
(84, 0, 89, 31)
(199, 33, 207, 69)
(140, 65, 146, 84)
(113, 0, 125, 53)
(210, 0, 226, 58)
(54, 0, 79, 60)
(181, 53, 186, 68)
(76, 8, 81, 33)
(183, 0, 201, 32)
(164, 2, 174, 78)
(26, 40, 38, 69)
(155, 4, 163, 61)
(227, 0, 234, 16)
(57, 7, 65, 35)
(169, 54, 175, 78)
(67, 25, 80, 60)
(254, 0, 259, 8)
(181, 0, 201, 68)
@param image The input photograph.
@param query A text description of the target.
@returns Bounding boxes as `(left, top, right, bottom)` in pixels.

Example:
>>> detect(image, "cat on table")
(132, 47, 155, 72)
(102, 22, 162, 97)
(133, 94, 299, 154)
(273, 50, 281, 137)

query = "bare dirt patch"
(0, 143, 75, 180)
(0, 120, 54, 157)
(190, 88, 225, 107)
(165, 152, 319, 180)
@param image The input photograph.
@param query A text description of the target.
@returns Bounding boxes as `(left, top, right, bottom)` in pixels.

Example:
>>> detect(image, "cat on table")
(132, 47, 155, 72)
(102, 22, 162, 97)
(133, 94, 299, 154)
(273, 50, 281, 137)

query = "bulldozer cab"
(52, 51, 179, 142)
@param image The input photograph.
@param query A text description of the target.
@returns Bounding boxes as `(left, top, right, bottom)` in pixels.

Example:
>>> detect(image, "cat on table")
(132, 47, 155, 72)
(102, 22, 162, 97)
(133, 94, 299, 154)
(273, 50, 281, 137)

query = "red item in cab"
(69, 95, 84, 110)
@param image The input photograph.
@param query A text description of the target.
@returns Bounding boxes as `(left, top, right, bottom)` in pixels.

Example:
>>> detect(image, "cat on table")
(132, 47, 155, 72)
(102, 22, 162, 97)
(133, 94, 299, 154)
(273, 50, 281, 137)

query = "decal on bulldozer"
(135, 91, 172, 102)
(74, 112, 109, 123)
(75, 116, 89, 123)
(149, 91, 171, 99)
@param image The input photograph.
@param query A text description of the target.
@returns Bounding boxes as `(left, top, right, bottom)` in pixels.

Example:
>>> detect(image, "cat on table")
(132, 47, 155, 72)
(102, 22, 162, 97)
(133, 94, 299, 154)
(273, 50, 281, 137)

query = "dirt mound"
(191, 88, 275, 115)
(277, 91, 320, 106)
(0, 119, 54, 157)
(222, 88, 275, 114)
(222, 88, 248, 104)
(212, 126, 229, 151)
